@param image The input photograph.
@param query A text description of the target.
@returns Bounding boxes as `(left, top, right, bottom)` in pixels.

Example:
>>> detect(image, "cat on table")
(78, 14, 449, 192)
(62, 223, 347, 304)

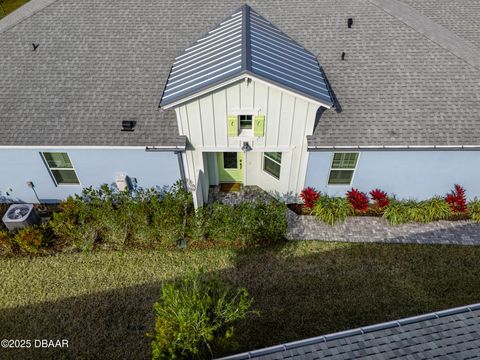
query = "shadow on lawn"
(2, 242, 480, 359)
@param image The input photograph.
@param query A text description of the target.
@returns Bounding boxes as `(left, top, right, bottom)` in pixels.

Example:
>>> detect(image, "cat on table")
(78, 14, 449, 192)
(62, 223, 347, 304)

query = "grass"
(0, 0, 29, 19)
(1, 241, 480, 359)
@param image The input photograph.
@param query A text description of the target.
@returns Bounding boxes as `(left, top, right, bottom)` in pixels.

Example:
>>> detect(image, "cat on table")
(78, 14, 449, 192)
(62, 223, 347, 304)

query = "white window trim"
(41, 152, 81, 187)
(327, 152, 361, 186)
(263, 152, 282, 180)
(238, 114, 254, 137)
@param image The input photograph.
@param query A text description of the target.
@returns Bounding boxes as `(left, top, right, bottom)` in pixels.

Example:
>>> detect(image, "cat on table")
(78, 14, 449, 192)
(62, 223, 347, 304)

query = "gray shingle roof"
(399, 0, 480, 50)
(217, 303, 480, 359)
(160, 5, 333, 108)
(0, 0, 479, 147)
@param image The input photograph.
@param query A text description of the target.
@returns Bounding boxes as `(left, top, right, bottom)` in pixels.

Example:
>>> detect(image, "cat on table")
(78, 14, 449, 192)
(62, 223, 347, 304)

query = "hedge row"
(0, 182, 287, 256)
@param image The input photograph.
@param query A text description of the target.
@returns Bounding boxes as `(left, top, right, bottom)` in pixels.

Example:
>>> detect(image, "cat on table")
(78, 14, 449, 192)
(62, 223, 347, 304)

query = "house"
(0, 0, 479, 206)
(217, 303, 480, 359)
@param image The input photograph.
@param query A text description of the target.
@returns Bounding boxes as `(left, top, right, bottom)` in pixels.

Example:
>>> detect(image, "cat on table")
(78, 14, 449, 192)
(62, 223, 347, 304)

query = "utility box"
(2, 204, 41, 231)
(115, 174, 131, 192)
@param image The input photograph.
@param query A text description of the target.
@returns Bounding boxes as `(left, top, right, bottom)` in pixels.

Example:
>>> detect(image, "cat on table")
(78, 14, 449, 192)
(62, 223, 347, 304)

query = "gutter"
(308, 145, 480, 151)
(145, 145, 186, 152)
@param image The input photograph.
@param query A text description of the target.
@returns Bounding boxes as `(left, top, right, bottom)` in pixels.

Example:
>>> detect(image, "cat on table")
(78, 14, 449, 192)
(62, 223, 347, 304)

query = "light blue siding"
(305, 151, 480, 200)
(0, 149, 180, 203)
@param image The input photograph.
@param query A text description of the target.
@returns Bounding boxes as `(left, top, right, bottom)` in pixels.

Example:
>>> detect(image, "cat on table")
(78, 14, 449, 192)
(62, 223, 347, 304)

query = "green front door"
(217, 152, 244, 183)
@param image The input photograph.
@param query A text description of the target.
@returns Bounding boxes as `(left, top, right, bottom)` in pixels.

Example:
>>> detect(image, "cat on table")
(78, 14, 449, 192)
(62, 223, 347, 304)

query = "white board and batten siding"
(174, 78, 321, 202)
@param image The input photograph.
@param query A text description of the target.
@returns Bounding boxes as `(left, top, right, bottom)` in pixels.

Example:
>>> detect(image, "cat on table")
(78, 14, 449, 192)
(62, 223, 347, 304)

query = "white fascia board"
(0, 145, 186, 151)
(198, 145, 293, 152)
(308, 145, 480, 151)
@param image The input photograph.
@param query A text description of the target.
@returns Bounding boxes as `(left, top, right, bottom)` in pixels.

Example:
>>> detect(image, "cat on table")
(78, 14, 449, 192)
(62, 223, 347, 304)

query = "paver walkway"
(286, 209, 480, 245)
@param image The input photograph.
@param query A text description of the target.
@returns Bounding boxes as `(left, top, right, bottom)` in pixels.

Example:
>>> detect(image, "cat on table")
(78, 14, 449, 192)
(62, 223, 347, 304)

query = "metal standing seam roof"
(217, 303, 480, 360)
(159, 4, 334, 108)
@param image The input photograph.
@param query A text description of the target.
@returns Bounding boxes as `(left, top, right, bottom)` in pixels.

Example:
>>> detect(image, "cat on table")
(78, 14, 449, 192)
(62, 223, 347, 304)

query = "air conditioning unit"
(2, 204, 41, 231)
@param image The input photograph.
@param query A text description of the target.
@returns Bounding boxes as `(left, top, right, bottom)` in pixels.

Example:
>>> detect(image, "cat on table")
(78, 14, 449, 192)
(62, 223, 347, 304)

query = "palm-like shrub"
(149, 271, 254, 359)
(445, 184, 467, 213)
(469, 198, 480, 223)
(346, 188, 369, 212)
(369, 189, 390, 209)
(300, 187, 320, 209)
(418, 197, 452, 223)
(383, 198, 452, 225)
(313, 195, 353, 225)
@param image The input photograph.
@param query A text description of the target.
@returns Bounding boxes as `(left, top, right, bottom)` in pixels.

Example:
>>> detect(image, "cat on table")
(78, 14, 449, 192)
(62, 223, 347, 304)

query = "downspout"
(175, 151, 188, 191)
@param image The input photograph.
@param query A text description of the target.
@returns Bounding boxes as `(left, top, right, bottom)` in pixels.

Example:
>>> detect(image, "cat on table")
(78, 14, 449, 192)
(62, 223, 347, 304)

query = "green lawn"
(0, 0, 29, 19)
(1, 241, 480, 359)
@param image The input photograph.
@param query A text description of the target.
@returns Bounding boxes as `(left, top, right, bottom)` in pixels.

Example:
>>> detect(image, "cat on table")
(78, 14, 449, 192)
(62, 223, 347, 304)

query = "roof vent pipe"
(32, 43, 39, 51)
(341, 52, 346, 61)
(347, 18, 353, 28)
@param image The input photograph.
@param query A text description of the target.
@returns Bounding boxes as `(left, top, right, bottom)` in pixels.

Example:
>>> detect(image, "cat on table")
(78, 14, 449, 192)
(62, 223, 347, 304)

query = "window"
(42, 152, 80, 185)
(239, 115, 252, 130)
(328, 152, 359, 185)
(263, 152, 282, 179)
(223, 152, 238, 169)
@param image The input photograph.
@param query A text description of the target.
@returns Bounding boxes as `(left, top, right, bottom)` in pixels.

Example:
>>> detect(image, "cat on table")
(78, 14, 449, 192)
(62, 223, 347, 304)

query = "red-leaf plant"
(445, 184, 467, 213)
(369, 188, 390, 209)
(346, 188, 369, 212)
(300, 187, 320, 209)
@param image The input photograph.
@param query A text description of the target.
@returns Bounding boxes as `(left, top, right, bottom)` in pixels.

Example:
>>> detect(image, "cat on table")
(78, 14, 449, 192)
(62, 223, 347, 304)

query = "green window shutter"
(254, 115, 265, 137)
(227, 115, 238, 137)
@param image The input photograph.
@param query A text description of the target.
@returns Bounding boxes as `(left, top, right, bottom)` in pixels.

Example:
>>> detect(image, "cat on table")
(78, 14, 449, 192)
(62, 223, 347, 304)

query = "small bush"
(418, 197, 452, 223)
(0, 230, 17, 256)
(445, 184, 467, 213)
(369, 189, 390, 209)
(13, 225, 51, 253)
(0, 203, 9, 231)
(300, 187, 320, 209)
(383, 198, 452, 225)
(203, 200, 287, 246)
(313, 195, 353, 225)
(49, 197, 99, 251)
(149, 271, 254, 359)
(469, 198, 480, 223)
(49, 182, 191, 251)
(346, 188, 369, 212)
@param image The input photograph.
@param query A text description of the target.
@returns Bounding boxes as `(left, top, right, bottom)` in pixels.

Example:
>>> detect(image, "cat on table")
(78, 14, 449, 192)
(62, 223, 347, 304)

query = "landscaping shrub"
(313, 195, 353, 225)
(418, 197, 452, 223)
(49, 196, 99, 251)
(383, 200, 416, 225)
(383, 198, 452, 225)
(346, 188, 369, 212)
(149, 271, 254, 360)
(48, 182, 191, 250)
(203, 200, 287, 246)
(0, 230, 17, 256)
(469, 198, 480, 223)
(445, 184, 467, 213)
(300, 187, 320, 209)
(13, 225, 51, 253)
(369, 189, 390, 209)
